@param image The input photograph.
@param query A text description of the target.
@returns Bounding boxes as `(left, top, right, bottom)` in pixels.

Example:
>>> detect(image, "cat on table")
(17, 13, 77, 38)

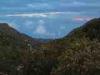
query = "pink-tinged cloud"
(74, 16, 93, 22)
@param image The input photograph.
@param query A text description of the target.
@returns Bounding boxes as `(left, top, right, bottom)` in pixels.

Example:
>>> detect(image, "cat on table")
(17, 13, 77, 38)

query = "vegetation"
(0, 18, 100, 75)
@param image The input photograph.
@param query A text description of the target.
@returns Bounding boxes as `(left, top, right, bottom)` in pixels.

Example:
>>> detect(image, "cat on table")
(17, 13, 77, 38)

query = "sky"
(0, 0, 100, 39)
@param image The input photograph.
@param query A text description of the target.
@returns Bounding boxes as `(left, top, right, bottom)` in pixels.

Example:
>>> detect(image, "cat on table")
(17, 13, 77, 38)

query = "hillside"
(0, 23, 42, 46)
(0, 18, 100, 75)
(50, 18, 100, 75)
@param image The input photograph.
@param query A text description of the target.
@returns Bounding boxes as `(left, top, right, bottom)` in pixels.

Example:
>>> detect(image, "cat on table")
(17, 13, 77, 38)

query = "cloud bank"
(2, 11, 80, 17)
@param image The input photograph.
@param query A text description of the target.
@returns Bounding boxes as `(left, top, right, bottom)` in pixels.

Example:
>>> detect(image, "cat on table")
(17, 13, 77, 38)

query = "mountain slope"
(66, 18, 100, 40)
(51, 18, 100, 75)
(0, 23, 45, 75)
(47, 18, 100, 50)
(0, 23, 42, 46)
(0, 23, 58, 75)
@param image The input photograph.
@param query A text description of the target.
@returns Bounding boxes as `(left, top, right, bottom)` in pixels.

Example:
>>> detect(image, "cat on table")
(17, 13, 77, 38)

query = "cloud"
(4, 13, 48, 18)
(27, 4, 36, 8)
(35, 25, 47, 34)
(72, 1, 87, 6)
(74, 16, 93, 21)
(27, 3, 50, 8)
(1, 11, 80, 18)
(35, 20, 47, 34)
(34, 20, 56, 38)
(61, 1, 100, 6)
(61, 1, 86, 6)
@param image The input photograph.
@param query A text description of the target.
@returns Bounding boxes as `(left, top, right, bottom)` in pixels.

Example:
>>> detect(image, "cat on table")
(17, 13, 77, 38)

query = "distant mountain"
(0, 18, 100, 75)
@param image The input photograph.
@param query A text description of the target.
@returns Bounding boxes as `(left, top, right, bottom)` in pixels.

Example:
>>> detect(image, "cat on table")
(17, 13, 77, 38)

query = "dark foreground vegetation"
(0, 18, 100, 75)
